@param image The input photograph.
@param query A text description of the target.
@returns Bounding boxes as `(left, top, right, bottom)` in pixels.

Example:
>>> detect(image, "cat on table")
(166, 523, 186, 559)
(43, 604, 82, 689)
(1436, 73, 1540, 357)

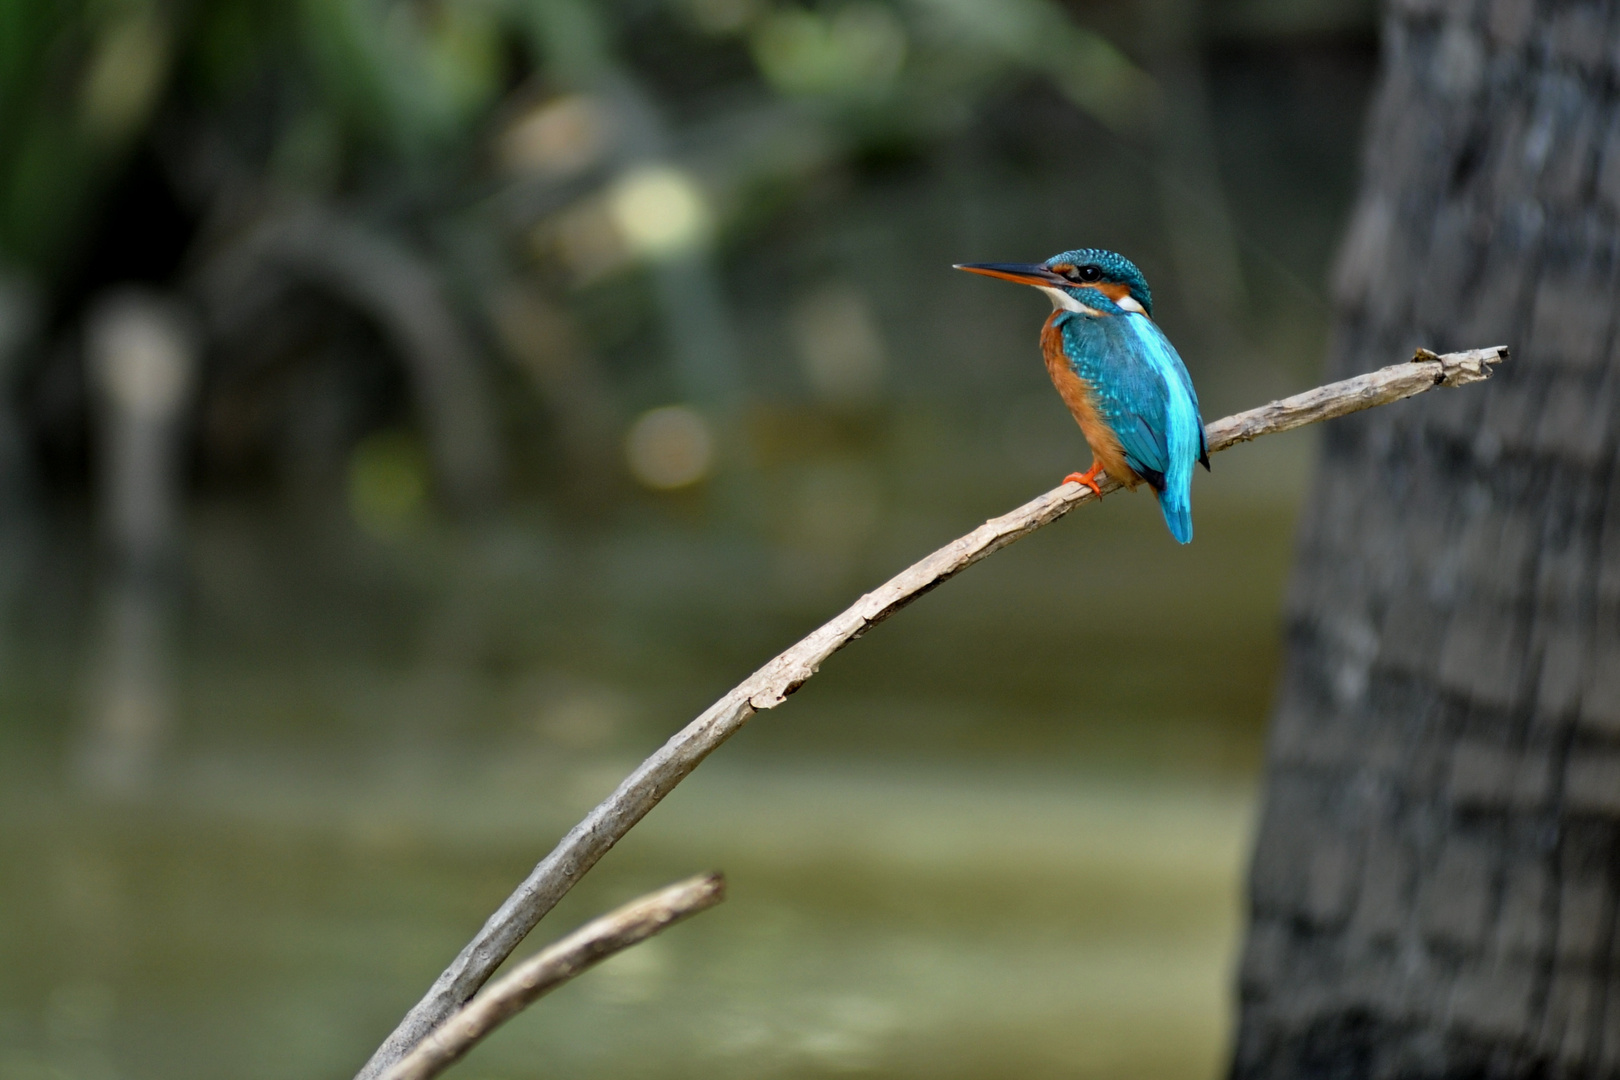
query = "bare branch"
(379, 873, 726, 1080)
(354, 345, 1505, 1080)
(1205, 346, 1504, 450)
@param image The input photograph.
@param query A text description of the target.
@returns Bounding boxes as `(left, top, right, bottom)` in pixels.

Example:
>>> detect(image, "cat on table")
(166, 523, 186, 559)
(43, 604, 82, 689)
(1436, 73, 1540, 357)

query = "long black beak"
(953, 262, 1068, 287)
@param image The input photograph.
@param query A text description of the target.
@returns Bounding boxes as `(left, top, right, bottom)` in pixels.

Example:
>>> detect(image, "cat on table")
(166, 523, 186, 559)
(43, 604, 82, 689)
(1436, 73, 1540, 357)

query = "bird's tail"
(1156, 480, 1193, 544)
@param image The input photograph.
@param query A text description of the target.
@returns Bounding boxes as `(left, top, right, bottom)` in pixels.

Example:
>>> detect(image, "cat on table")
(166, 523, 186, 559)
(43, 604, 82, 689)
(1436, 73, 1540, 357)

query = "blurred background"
(0, 1, 1376, 1077)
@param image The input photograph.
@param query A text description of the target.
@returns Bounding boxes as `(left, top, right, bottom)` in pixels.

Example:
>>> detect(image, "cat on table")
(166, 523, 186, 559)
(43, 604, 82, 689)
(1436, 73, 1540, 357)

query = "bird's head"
(954, 248, 1152, 317)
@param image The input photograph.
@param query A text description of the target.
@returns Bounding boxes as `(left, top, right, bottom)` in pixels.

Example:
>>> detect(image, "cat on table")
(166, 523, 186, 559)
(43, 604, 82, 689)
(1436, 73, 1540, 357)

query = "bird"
(955, 249, 1209, 543)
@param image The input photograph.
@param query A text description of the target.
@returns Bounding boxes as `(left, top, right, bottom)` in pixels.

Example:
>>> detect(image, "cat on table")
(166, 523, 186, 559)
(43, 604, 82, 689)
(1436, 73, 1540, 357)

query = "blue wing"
(1060, 312, 1205, 543)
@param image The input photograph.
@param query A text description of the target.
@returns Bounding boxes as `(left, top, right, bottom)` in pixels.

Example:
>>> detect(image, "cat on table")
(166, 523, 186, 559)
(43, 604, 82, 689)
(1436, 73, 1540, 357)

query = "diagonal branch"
(378, 873, 726, 1080)
(354, 345, 1505, 1080)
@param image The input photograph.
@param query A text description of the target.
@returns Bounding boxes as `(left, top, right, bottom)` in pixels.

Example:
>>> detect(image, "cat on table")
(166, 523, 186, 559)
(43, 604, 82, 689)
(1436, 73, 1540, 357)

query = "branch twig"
(355, 345, 1505, 1080)
(379, 873, 726, 1080)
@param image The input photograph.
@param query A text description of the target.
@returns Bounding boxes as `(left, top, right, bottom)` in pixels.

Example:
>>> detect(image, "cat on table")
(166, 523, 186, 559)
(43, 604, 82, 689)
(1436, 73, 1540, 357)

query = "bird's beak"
(953, 262, 1068, 287)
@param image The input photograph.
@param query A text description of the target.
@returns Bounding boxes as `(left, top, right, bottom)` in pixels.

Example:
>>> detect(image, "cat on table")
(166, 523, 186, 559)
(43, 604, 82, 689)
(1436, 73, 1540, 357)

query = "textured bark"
(1232, 3, 1620, 1080)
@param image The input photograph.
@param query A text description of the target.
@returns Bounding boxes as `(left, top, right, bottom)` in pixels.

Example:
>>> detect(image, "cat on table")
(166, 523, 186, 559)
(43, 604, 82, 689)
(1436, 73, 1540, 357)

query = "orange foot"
(1063, 464, 1105, 497)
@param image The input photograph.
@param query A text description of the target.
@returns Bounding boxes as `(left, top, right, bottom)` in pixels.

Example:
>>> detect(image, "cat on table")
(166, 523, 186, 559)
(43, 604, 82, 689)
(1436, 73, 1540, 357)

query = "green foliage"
(0, 0, 167, 274)
(0, 0, 1165, 283)
(0, 0, 519, 278)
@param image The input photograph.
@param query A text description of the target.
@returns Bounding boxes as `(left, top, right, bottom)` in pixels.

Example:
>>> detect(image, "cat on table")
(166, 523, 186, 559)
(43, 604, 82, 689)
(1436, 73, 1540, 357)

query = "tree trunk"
(1232, 1, 1620, 1078)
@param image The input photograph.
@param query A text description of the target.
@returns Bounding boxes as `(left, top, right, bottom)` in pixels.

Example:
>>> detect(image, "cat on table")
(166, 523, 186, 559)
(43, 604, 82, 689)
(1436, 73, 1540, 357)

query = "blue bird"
(955, 249, 1209, 543)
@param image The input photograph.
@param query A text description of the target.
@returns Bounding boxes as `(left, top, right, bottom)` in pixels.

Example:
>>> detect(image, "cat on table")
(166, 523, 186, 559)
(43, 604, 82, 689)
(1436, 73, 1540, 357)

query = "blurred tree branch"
(378, 873, 726, 1080)
(355, 345, 1506, 1080)
(196, 204, 503, 508)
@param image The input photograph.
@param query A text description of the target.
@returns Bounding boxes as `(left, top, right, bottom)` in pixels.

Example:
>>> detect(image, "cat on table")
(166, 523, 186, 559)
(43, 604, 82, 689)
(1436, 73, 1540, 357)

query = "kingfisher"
(955, 249, 1209, 543)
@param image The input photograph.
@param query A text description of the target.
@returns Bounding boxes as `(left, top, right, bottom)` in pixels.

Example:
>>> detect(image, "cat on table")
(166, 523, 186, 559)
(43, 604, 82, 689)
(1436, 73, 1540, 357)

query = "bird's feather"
(1057, 309, 1204, 543)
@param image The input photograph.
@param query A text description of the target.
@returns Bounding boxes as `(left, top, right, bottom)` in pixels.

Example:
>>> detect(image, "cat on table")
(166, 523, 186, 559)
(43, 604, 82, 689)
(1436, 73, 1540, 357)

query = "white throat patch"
(1039, 286, 1103, 317)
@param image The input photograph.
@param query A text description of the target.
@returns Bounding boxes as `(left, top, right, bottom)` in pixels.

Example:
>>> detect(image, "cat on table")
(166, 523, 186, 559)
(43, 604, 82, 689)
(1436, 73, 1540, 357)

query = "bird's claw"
(1063, 468, 1104, 497)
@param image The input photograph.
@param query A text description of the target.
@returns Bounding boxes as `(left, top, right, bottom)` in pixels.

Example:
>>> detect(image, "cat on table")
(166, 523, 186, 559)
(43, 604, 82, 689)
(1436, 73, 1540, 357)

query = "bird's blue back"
(1056, 308, 1205, 543)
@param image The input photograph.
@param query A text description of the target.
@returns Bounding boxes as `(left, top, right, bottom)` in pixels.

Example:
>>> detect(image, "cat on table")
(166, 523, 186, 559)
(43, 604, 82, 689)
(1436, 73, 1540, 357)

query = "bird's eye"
(1076, 264, 1103, 282)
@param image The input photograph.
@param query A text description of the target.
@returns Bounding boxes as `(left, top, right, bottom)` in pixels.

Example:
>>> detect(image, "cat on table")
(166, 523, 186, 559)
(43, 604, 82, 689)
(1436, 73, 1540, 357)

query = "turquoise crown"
(1043, 249, 1153, 316)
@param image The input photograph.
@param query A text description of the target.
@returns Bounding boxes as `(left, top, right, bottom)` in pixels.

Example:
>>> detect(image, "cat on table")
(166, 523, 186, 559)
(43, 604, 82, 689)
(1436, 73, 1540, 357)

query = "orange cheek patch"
(1095, 282, 1133, 303)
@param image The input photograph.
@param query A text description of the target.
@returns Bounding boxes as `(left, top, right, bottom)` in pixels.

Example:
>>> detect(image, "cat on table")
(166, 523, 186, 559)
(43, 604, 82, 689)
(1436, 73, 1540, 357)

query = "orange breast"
(1040, 314, 1141, 489)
